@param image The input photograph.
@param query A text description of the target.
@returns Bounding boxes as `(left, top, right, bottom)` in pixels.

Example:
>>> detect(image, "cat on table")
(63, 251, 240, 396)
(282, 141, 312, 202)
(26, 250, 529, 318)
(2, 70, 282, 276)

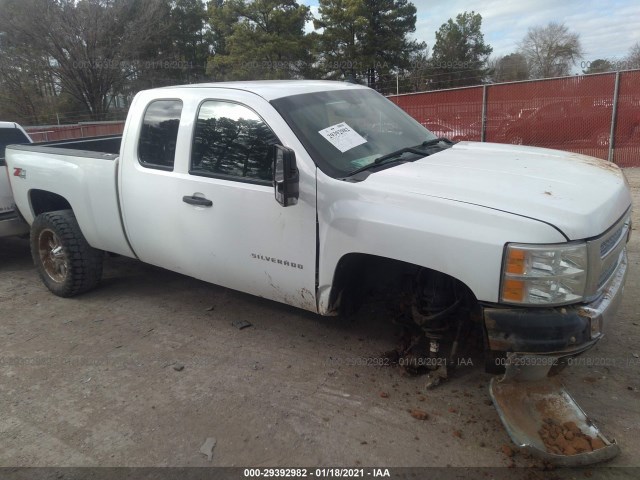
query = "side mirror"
(273, 144, 299, 207)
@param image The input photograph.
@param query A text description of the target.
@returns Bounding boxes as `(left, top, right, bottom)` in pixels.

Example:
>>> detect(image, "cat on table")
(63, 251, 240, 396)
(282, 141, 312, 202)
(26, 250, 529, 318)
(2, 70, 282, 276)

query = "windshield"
(271, 89, 438, 178)
(0, 127, 31, 162)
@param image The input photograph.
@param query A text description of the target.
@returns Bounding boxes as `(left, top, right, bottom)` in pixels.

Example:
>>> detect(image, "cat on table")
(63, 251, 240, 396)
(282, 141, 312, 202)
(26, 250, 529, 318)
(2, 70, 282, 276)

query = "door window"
(191, 101, 279, 184)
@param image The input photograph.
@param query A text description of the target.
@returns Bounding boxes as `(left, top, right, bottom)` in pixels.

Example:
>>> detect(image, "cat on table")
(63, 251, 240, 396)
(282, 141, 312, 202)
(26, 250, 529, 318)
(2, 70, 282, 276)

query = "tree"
(0, 42, 57, 124)
(490, 53, 529, 82)
(169, 0, 211, 82)
(518, 22, 583, 79)
(207, 0, 243, 79)
(402, 47, 431, 92)
(626, 42, 640, 69)
(312, 0, 424, 92)
(582, 59, 613, 75)
(0, 0, 174, 120)
(430, 11, 493, 89)
(207, 0, 312, 81)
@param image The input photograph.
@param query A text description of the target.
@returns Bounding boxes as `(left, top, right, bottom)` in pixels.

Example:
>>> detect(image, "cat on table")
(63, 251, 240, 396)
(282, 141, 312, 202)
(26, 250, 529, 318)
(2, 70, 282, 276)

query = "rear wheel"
(31, 210, 103, 297)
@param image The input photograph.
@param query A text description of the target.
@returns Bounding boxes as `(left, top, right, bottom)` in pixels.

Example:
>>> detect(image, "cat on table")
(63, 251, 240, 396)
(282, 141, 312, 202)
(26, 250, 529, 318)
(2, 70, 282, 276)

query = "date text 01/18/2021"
(243, 468, 390, 477)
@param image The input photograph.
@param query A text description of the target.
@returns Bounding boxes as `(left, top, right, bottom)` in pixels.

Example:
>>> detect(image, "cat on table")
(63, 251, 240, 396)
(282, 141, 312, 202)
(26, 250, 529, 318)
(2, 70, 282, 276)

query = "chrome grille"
(600, 225, 624, 257)
(585, 210, 631, 300)
(597, 253, 621, 288)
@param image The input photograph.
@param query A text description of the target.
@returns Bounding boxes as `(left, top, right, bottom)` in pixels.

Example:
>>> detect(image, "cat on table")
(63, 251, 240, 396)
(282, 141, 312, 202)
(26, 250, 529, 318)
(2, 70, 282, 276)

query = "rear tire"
(31, 209, 103, 297)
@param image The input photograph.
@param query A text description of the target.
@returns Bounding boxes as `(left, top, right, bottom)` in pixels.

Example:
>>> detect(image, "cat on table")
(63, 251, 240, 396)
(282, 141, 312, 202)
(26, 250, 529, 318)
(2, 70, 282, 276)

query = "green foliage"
(312, 0, 424, 92)
(582, 59, 614, 75)
(398, 48, 431, 93)
(207, 0, 312, 81)
(430, 11, 493, 89)
(170, 0, 212, 80)
(491, 53, 529, 82)
(0, 0, 495, 122)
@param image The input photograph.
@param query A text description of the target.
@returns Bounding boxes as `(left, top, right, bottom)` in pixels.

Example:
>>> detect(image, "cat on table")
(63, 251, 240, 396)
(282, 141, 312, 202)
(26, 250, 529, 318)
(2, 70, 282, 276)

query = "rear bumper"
(0, 212, 29, 237)
(483, 250, 628, 355)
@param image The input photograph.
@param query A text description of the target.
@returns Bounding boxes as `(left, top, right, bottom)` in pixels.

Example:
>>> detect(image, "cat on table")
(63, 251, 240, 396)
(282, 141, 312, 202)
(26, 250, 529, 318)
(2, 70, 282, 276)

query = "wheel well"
(30, 190, 72, 217)
(328, 253, 477, 314)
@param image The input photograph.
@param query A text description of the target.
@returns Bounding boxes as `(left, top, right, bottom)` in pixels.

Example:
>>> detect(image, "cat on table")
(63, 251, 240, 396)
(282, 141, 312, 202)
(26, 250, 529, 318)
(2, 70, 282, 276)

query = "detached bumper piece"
(490, 353, 620, 466)
(484, 251, 627, 465)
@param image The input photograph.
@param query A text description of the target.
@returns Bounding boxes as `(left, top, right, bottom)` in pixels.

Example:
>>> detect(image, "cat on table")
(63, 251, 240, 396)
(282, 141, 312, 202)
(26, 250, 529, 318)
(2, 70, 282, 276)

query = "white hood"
(366, 142, 631, 240)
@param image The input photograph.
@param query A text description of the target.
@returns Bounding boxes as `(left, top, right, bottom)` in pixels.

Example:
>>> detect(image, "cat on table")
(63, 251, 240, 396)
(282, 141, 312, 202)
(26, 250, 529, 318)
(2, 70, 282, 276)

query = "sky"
(298, 0, 640, 69)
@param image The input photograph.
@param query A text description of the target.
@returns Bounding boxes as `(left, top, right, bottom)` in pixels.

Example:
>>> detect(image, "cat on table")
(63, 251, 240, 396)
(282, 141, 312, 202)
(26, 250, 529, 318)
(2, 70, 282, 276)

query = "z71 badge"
(13, 168, 26, 179)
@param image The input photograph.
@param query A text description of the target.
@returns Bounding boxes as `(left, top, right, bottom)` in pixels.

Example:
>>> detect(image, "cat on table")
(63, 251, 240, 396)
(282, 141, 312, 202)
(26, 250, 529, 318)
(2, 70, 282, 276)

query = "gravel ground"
(1, 168, 639, 478)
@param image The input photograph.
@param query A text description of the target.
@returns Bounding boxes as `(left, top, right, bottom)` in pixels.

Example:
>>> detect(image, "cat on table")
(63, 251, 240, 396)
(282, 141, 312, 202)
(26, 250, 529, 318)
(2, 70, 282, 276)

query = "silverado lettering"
(251, 253, 304, 269)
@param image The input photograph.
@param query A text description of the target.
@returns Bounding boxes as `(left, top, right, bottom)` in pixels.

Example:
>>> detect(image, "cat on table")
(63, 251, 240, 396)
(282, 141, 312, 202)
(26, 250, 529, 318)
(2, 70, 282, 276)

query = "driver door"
(120, 93, 318, 312)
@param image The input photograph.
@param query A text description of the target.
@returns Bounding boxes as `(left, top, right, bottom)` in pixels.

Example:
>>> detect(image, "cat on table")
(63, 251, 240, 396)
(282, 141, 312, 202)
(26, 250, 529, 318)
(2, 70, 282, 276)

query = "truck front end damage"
(484, 211, 630, 465)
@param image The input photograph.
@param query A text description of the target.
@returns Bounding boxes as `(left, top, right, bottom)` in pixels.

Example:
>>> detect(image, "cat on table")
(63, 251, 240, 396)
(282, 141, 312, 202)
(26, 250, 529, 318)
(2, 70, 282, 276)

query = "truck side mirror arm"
(272, 144, 299, 207)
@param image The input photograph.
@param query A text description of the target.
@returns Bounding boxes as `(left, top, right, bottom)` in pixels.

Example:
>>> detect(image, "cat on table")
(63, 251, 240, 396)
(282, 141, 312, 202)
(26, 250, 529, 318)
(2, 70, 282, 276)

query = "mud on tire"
(30, 209, 103, 297)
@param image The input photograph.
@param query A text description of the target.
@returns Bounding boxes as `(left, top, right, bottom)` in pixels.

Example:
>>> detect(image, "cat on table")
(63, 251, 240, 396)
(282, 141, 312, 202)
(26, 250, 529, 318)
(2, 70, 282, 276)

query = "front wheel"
(31, 210, 103, 297)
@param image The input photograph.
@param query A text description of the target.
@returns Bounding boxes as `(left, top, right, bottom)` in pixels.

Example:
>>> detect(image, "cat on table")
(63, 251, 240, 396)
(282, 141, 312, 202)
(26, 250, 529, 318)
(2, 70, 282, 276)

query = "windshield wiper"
(373, 146, 431, 165)
(343, 138, 453, 178)
(343, 148, 423, 178)
(422, 137, 453, 147)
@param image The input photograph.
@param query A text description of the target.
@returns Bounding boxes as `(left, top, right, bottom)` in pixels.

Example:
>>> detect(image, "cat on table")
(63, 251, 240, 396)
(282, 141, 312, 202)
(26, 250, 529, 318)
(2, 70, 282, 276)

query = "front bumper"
(483, 250, 628, 355)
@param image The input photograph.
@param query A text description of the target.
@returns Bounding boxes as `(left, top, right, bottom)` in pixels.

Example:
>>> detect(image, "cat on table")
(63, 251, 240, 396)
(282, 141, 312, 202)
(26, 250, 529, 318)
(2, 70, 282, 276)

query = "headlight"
(501, 242, 588, 306)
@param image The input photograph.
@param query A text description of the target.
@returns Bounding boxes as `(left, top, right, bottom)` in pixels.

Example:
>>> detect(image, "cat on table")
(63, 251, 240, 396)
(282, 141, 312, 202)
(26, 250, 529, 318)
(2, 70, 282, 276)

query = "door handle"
(182, 195, 213, 207)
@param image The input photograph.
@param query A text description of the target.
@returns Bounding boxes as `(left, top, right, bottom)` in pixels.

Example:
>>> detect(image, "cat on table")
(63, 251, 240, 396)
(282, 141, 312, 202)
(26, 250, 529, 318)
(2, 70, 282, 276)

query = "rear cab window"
(138, 100, 183, 171)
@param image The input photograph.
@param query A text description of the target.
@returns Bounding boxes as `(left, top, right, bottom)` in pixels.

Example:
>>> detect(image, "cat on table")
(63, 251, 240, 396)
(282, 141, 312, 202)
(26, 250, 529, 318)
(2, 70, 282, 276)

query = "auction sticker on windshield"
(319, 122, 367, 153)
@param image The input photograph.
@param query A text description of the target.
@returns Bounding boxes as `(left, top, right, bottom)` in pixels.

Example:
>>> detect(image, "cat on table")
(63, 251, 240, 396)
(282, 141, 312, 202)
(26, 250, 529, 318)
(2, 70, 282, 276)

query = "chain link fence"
(19, 72, 640, 168)
(390, 70, 640, 167)
(25, 121, 126, 142)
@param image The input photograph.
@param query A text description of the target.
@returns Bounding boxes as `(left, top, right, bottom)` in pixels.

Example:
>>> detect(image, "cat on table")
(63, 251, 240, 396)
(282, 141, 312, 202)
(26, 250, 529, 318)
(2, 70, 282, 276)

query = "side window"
(191, 101, 279, 183)
(138, 100, 183, 170)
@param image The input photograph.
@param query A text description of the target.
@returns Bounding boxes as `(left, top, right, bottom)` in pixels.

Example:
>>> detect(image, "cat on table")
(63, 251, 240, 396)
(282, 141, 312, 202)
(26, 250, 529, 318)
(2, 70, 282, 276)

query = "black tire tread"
(30, 209, 103, 297)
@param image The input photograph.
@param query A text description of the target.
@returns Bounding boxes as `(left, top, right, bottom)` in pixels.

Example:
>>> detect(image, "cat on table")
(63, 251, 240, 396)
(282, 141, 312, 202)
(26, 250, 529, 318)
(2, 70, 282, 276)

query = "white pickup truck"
(5, 81, 632, 462)
(0, 121, 32, 237)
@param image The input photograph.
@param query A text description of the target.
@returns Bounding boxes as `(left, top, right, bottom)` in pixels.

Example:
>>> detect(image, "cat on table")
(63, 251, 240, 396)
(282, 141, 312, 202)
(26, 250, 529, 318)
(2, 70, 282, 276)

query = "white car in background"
(1, 121, 32, 237)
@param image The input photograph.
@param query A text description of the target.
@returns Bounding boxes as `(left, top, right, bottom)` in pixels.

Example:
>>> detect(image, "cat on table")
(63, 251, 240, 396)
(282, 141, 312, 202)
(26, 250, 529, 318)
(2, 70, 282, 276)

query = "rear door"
(119, 89, 318, 312)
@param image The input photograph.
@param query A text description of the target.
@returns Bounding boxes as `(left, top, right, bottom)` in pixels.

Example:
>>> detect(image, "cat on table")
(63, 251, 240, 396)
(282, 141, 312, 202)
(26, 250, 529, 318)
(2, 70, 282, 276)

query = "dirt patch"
(409, 409, 429, 420)
(538, 419, 606, 456)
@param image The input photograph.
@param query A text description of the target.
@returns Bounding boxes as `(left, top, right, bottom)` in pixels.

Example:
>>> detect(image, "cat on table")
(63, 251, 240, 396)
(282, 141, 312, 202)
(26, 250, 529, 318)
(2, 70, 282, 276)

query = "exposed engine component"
(390, 269, 472, 387)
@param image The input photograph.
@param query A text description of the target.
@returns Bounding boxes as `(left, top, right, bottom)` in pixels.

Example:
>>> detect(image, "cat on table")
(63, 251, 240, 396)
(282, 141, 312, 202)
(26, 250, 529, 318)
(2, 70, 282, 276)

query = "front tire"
(31, 210, 103, 297)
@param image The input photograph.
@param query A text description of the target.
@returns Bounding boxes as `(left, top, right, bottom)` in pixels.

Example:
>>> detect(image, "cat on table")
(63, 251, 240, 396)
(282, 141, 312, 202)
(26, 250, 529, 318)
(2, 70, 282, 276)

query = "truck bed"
(14, 135, 122, 157)
(5, 137, 134, 257)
